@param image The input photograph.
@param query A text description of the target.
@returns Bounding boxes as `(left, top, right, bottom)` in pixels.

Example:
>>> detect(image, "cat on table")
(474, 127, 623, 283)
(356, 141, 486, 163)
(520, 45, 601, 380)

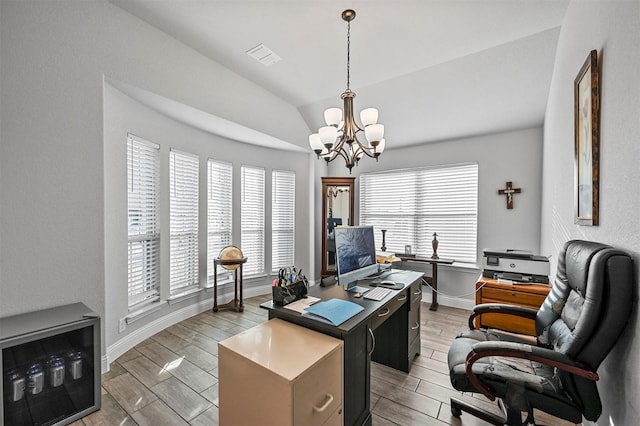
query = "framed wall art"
(574, 49, 600, 226)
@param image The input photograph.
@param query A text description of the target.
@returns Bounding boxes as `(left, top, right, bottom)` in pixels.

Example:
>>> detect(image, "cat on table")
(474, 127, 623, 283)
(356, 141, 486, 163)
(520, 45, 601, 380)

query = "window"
(207, 159, 233, 286)
(359, 163, 478, 264)
(241, 166, 265, 276)
(170, 149, 200, 296)
(127, 134, 160, 309)
(271, 170, 295, 271)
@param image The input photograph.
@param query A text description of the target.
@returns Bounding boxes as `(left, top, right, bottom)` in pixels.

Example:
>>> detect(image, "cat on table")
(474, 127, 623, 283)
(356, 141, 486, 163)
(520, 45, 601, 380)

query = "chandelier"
(308, 9, 385, 173)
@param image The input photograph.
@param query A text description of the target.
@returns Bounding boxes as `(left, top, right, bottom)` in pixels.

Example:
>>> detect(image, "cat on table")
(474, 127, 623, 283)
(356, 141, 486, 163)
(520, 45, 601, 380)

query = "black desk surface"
(260, 269, 424, 333)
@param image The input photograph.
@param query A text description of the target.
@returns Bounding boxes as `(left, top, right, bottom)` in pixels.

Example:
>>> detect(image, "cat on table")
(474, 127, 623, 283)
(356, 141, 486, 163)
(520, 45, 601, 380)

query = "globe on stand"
(213, 246, 247, 313)
(219, 246, 244, 270)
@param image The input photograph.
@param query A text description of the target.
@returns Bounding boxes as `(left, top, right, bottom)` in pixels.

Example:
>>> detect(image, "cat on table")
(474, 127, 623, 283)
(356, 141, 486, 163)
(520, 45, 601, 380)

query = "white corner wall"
(0, 0, 310, 358)
(541, 1, 640, 424)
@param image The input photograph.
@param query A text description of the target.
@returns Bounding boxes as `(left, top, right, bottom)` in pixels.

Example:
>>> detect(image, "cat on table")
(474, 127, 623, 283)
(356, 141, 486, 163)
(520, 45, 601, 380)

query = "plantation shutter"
(241, 166, 265, 276)
(360, 163, 478, 264)
(170, 149, 200, 295)
(207, 159, 233, 286)
(127, 134, 160, 309)
(271, 170, 295, 271)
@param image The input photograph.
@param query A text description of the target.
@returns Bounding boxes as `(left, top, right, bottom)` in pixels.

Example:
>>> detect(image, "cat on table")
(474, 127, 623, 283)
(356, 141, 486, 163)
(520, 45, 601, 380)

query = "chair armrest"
(468, 303, 538, 330)
(465, 341, 599, 401)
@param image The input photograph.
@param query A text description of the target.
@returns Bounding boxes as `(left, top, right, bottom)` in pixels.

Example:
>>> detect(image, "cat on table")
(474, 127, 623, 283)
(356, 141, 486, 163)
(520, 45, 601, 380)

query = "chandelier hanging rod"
(308, 9, 386, 173)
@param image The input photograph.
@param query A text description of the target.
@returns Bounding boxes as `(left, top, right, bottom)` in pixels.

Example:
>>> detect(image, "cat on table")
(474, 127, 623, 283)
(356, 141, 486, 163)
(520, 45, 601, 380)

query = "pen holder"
(272, 280, 308, 306)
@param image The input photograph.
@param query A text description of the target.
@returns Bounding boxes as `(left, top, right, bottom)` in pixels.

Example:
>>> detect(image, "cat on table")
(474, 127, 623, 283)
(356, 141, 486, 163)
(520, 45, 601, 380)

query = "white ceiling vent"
(246, 43, 282, 67)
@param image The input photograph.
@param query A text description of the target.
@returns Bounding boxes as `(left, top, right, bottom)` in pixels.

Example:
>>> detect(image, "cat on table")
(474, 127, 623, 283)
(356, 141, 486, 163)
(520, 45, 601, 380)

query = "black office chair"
(447, 240, 634, 425)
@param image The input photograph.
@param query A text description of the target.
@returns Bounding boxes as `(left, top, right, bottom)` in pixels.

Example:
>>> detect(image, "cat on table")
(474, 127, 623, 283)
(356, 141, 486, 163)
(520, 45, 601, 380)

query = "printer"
(482, 248, 550, 284)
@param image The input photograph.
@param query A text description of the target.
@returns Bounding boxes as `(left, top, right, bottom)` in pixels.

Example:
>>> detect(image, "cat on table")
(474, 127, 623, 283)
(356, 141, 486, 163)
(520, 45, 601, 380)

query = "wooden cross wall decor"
(498, 181, 521, 209)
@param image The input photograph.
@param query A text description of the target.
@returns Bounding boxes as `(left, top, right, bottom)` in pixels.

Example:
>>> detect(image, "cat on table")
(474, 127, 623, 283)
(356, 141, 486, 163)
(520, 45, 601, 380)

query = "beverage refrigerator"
(1, 303, 101, 425)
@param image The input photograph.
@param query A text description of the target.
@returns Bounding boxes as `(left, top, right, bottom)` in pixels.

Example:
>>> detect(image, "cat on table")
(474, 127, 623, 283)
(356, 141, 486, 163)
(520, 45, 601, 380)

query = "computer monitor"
(335, 225, 379, 293)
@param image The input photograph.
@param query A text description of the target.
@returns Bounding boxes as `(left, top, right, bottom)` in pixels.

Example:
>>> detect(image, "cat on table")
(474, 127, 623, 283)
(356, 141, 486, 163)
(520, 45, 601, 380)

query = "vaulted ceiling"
(110, 0, 569, 150)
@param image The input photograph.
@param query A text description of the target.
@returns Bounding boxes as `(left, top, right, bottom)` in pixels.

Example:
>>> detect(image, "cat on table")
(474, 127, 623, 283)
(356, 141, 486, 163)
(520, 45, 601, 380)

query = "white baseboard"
(104, 285, 271, 373)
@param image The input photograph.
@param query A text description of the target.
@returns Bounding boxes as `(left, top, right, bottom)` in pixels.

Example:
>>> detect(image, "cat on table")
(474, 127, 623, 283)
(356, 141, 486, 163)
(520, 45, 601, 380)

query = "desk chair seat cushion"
(448, 331, 583, 423)
(448, 330, 548, 389)
(448, 240, 634, 424)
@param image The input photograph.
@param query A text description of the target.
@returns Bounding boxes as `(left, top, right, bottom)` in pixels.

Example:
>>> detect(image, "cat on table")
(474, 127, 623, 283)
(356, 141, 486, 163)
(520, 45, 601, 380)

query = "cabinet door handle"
(367, 326, 376, 357)
(377, 308, 390, 317)
(397, 294, 407, 302)
(413, 289, 422, 296)
(411, 322, 420, 330)
(313, 393, 334, 413)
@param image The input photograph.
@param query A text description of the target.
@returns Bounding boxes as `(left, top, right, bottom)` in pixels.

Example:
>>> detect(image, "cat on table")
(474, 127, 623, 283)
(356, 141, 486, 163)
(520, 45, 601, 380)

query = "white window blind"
(170, 149, 200, 295)
(241, 166, 265, 277)
(271, 170, 295, 271)
(207, 159, 233, 286)
(127, 134, 160, 309)
(359, 163, 478, 264)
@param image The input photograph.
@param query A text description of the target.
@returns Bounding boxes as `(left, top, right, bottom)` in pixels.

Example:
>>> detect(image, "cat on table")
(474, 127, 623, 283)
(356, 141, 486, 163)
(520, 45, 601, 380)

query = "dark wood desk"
(396, 256, 454, 311)
(261, 269, 423, 426)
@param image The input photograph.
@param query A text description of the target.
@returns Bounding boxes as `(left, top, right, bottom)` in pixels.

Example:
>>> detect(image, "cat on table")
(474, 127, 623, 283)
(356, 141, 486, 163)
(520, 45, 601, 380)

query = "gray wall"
(540, 1, 640, 424)
(4, 2, 638, 421)
(322, 126, 544, 308)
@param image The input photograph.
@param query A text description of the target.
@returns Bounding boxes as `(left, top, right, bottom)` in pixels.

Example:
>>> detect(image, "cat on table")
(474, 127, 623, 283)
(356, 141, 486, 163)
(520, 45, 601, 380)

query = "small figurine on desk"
(380, 229, 387, 251)
(431, 232, 439, 259)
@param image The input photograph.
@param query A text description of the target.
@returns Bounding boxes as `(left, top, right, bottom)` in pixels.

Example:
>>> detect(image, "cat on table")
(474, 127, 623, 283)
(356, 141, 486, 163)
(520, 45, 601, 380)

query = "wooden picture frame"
(574, 50, 600, 226)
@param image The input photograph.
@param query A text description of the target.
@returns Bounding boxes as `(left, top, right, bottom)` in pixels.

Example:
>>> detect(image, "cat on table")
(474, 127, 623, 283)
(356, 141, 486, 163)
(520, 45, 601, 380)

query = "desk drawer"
(480, 287, 545, 309)
(293, 348, 343, 426)
(408, 302, 420, 342)
(410, 280, 422, 305)
(409, 333, 420, 361)
(370, 290, 408, 330)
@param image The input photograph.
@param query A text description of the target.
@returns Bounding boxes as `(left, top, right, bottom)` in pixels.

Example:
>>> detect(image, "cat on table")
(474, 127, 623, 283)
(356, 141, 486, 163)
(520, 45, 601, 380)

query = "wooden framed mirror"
(321, 177, 355, 277)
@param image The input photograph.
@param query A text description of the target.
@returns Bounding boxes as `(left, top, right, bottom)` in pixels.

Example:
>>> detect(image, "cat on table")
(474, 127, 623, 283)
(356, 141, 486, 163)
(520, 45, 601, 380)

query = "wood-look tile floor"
(72, 295, 580, 425)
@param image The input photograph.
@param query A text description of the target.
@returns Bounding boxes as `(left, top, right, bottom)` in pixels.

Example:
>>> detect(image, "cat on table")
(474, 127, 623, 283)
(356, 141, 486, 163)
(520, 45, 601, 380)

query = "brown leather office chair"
(447, 240, 634, 425)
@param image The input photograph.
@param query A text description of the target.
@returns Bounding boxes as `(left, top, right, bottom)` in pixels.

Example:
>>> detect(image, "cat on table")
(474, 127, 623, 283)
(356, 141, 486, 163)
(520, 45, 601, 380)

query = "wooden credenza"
(475, 277, 550, 335)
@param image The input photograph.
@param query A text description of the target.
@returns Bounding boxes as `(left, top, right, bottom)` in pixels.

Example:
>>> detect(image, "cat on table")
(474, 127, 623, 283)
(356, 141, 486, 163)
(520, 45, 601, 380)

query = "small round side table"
(213, 256, 248, 312)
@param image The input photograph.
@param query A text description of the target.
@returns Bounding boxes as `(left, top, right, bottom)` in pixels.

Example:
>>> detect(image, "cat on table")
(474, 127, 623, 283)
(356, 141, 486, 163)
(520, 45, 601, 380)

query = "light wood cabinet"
(475, 277, 550, 335)
(219, 318, 344, 426)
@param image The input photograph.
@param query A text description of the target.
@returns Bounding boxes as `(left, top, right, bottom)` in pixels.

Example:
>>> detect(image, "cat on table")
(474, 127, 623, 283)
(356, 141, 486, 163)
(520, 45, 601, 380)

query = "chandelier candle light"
(308, 9, 386, 173)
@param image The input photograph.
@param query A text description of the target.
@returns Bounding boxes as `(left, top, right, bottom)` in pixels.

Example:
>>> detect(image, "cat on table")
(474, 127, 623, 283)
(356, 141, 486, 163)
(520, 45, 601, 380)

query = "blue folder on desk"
(303, 298, 364, 326)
